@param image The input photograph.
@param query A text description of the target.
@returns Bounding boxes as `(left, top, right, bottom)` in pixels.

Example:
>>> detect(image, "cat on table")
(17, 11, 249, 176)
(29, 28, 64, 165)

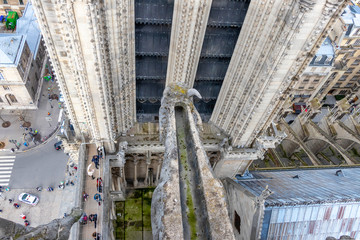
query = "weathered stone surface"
(152, 84, 235, 239)
(0, 208, 82, 240)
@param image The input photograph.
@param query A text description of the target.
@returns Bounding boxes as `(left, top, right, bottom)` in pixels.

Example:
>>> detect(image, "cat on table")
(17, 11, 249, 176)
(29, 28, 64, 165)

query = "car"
(18, 193, 39, 206)
(54, 141, 62, 150)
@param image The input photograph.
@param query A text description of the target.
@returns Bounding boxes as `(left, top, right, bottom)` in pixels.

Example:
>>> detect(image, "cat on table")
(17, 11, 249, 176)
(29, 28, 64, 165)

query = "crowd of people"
(82, 147, 104, 239)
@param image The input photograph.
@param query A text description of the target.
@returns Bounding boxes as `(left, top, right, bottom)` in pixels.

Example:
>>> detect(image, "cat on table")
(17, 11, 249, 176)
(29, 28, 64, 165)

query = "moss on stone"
(114, 188, 154, 240)
(186, 180, 197, 240)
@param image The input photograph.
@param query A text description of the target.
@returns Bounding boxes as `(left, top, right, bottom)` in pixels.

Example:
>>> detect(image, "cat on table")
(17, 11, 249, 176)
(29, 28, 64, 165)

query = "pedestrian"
(83, 214, 88, 224)
(47, 186, 54, 192)
(94, 193, 102, 205)
(93, 214, 98, 228)
(83, 191, 89, 201)
(13, 203, 20, 209)
(92, 155, 99, 169)
(8, 198, 13, 204)
(23, 142, 28, 147)
(96, 177, 103, 193)
(24, 220, 29, 226)
(11, 148, 15, 153)
(20, 214, 26, 219)
(97, 146, 103, 159)
(36, 186, 42, 191)
(89, 214, 94, 223)
(87, 164, 95, 180)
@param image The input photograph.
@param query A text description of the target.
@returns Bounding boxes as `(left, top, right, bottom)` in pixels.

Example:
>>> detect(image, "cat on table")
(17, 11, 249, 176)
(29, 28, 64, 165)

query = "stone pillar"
(116, 141, 128, 188)
(121, 167, 127, 187)
(144, 151, 151, 186)
(104, 0, 136, 134)
(165, 0, 213, 88)
(133, 157, 138, 187)
(211, 0, 347, 148)
(155, 159, 162, 186)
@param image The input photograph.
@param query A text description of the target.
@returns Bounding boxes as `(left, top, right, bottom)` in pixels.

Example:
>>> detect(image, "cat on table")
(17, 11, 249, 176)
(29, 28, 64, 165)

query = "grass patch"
(114, 188, 155, 239)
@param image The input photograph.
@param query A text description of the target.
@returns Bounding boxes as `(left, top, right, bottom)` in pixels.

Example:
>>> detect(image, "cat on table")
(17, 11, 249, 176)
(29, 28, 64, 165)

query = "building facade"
(0, 0, 27, 17)
(0, 2, 46, 110)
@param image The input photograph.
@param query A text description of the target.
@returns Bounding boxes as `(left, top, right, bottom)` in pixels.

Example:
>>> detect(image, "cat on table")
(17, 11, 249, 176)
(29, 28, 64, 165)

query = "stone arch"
(305, 138, 354, 165)
(280, 138, 320, 166)
(277, 138, 300, 156)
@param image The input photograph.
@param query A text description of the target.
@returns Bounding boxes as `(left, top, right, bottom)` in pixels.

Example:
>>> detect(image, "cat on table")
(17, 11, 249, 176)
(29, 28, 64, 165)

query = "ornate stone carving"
(166, 0, 212, 88)
(211, 0, 346, 148)
(116, 141, 128, 167)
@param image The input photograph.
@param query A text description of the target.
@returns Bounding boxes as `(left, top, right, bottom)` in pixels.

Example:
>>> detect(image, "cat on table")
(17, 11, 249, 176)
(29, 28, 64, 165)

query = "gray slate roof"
(16, 2, 41, 58)
(0, 35, 24, 65)
(236, 168, 360, 207)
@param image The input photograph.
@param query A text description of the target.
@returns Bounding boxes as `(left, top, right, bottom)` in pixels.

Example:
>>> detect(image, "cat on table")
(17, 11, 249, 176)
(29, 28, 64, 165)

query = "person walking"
(92, 155, 99, 169)
(96, 177, 103, 193)
(83, 191, 89, 201)
(93, 214, 98, 228)
(87, 164, 95, 180)
(24, 220, 30, 226)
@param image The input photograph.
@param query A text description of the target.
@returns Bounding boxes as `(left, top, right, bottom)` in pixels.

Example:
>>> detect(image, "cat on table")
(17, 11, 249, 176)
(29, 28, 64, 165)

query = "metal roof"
(16, 2, 41, 59)
(236, 168, 360, 207)
(0, 35, 25, 66)
(262, 202, 360, 240)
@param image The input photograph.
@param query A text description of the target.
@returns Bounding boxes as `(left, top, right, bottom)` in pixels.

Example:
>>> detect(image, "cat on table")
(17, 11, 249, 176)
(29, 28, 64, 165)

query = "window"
(329, 72, 337, 79)
(19, 0, 24, 5)
(308, 86, 315, 90)
(3, 86, 10, 90)
(3, 0, 8, 4)
(339, 75, 347, 81)
(346, 67, 355, 73)
(346, 83, 353, 88)
(314, 55, 322, 63)
(234, 211, 241, 234)
(0, 97, 3, 103)
(5, 94, 17, 104)
(303, 79, 310, 83)
(354, 39, 360, 45)
(313, 79, 320, 83)
(351, 59, 360, 65)
(298, 86, 305, 90)
(325, 56, 333, 64)
(0, 71, 4, 81)
(346, 39, 352, 44)
(335, 83, 341, 87)
(351, 76, 358, 81)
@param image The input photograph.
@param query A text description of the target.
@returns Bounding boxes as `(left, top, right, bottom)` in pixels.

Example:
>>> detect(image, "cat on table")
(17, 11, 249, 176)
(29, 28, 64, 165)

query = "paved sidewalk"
(80, 144, 103, 239)
(0, 184, 76, 228)
(0, 77, 63, 154)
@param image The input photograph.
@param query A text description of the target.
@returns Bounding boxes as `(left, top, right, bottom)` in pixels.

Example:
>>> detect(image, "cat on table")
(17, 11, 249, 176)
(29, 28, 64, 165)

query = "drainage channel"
(175, 106, 210, 240)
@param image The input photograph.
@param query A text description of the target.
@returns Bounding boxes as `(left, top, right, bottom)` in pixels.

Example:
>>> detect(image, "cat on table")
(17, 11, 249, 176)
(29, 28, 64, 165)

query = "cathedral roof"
(236, 168, 360, 207)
